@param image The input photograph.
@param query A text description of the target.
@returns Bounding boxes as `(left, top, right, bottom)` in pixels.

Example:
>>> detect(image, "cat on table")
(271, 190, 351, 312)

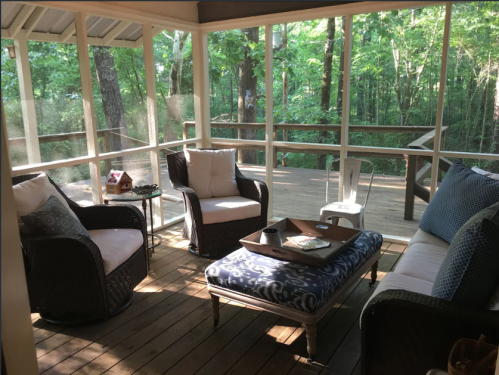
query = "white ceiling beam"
(23, 6, 48, 37)
(60, 21, 76, 43)
(125, 24, 142, 39)
(103, 20, 131, 45)
(1, 29, 10, 38)
(134, 26, 163, 48)
(9, 4, 36, 39)
(22, 30, 137, 48)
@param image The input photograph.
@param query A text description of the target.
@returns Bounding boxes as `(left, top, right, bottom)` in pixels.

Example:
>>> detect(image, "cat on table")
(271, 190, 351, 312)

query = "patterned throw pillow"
(432, 202, 499, 306)
(419, 160, 499, 243)
(21, 195, 90, 238)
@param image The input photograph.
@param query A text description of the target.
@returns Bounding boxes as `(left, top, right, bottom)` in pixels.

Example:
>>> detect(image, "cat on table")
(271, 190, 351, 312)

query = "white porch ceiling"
(1, 2, 151, 46)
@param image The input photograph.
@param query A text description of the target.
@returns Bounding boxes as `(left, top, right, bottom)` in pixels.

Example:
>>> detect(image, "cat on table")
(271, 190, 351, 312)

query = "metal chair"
(319, 158, 374, 229)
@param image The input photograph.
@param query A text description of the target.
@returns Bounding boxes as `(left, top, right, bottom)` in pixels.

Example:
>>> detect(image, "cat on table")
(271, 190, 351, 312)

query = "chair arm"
(21, 233, 108, 316)
(75, 204, 146, 238)
(172, 182, 203, 225)
(236, 172, 269, 224)
(361, 290, 499, 375)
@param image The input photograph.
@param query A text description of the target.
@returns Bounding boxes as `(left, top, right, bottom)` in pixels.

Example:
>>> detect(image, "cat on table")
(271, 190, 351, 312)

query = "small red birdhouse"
(105, 170, 133, 195)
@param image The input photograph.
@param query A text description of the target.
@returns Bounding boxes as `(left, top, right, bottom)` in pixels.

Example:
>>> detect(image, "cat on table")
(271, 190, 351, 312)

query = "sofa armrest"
(361, 290, 499, 375)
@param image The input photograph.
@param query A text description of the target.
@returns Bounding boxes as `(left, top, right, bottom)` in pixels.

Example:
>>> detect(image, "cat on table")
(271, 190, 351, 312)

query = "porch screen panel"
(46, 164, 93, 207)
(272, 19, 342, 149)
(1, 38, 28, 167)
(442, 1, 499, 166)
(208, 28, 267, 148)
(153, 30, 195, 144)
(88, 38, 150, 154)
(348, 5, 445, 150)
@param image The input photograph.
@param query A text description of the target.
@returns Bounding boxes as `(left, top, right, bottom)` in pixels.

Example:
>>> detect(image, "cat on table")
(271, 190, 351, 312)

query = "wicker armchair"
(361, 290, 499, 375)
(13, 174, 148, 325)
(167, 149, 268, 257)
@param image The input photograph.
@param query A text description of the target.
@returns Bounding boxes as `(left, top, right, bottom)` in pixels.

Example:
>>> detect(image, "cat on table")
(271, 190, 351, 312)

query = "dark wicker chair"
(167, 149, 268, 257)
(13, 173, 148, 325)
(361, 290, 499, 375)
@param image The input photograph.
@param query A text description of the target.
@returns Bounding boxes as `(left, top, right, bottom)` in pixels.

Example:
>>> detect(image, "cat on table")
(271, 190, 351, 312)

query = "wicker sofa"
(360, 228, 499, 375)
(13, 174, 148, 325)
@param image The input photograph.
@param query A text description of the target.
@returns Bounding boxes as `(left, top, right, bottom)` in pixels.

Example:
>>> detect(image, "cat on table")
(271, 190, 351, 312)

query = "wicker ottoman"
(205, 230, 383, 361)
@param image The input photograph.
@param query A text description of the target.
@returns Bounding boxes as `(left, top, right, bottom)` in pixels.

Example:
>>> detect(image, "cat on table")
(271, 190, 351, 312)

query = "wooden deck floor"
(60, 163, 426, 239)
(32, 223, 408, 375)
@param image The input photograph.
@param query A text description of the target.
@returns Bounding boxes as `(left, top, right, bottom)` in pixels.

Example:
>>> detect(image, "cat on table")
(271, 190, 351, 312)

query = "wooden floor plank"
(31, 222, 411, 375)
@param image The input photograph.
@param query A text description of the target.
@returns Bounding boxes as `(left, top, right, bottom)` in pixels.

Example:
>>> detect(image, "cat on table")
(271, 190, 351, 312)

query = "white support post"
(192, 30, 210, 148)
(143, 23, 164, 227)
(75, 12, 103, 204)
(14, 31, 41, 165)
(265, 24, 274, 218)
(339, 14, 353, 202)
(430, 3, 452, 200)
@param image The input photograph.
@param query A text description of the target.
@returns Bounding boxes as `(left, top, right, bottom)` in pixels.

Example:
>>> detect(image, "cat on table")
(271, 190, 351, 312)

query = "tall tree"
(317, 18, 336, 170)
(238, 27, 259, 164)
(165, 30, 189, 142)
(92, 46, 129, 152)
(336, 16, 346, 119)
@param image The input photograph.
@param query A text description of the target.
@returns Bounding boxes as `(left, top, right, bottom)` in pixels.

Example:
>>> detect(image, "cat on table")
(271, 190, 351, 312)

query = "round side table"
(103, 188, 163, 270)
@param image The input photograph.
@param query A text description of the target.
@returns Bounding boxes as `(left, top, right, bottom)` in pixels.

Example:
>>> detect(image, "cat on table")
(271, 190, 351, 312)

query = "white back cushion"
(13, 173, 80, 225)
(184, 149, 240, 199)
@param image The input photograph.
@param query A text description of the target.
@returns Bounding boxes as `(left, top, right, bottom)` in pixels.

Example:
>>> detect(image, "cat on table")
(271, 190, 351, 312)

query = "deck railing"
(7, 122, 449, 222)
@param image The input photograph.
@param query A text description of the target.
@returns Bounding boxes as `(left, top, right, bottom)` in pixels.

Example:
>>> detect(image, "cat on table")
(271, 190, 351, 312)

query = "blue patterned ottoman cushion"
(205, 230, 383, 314)
(419, 160, 499, 243)
(432, 202, 499, 306)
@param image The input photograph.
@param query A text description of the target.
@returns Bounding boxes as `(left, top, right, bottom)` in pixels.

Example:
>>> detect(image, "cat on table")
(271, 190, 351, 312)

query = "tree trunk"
(92, 46, 128, 152)
(238, 27, 259, 164)
(336, 16, 346, 119)
(166, 30, 189, 141)
(282, 23, 289, 166)
(317, 18, 335, 170)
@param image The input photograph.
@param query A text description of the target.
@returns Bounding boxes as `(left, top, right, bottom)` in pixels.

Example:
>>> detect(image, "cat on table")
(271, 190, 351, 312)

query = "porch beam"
(23, 6, 48, 37)
(103, 20, 132, 45)
(265, 24, 274, 218)
(430, 2, 452, 200)
(60, 21, 76, 43)
(192, 31, 210, 147)
(14, 30, 41, 164)
(143, 23, 164, 227)
(75, 11, 103, 204)
(11, 30, 138, 48)
(338, 14, 353, 202)
(86, 16, 103, 34)
(9, 4, 36, 39)
(134, 26, 164, 48)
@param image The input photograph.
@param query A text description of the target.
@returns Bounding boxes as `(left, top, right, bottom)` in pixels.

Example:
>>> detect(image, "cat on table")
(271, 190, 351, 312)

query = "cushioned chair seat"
(88, 229, 144, 275)
(394, 242, 449, 283)
(409, 229, 450, 248)
(205, 230, 383, 314)
(200, 196, 261, 225)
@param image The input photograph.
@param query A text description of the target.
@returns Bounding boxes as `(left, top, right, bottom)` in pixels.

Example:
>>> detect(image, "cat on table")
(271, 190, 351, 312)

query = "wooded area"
(1, 2, 498, 184)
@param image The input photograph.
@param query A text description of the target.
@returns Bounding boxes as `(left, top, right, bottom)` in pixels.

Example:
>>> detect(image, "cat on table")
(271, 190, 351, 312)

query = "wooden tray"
(240, 218, 362, 267)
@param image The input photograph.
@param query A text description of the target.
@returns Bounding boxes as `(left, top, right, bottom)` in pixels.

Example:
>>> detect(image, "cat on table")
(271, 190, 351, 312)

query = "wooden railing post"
(438, 130, 446, 182)
(404, 154, 417, 221)
(273, 129, 278, 168)
(101, 131, 112, 173)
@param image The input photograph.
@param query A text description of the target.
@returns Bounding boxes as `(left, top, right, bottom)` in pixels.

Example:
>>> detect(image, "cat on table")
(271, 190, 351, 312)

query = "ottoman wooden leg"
(305, 323, 317, 362)
(211, 294, 220, 327)
(369, 260, 378, 287)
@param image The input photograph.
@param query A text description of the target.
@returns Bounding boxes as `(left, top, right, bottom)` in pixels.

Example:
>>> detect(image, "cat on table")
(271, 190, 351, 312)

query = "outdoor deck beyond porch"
(60, 164, 427, 239)
(32, 223, 408, 375)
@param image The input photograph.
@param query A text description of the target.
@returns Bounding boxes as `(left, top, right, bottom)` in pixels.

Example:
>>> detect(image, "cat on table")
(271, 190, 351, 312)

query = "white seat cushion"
(320, 202, 363, 215)
(200, 196, 261, 225)
(394, 242, 449, 283)
(184, 149, 240, 199)
(409, 229, 450, 248)
(88, 229, 144, 275)
(361, 272, 434, 323)
(13, 173, 80, 226)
